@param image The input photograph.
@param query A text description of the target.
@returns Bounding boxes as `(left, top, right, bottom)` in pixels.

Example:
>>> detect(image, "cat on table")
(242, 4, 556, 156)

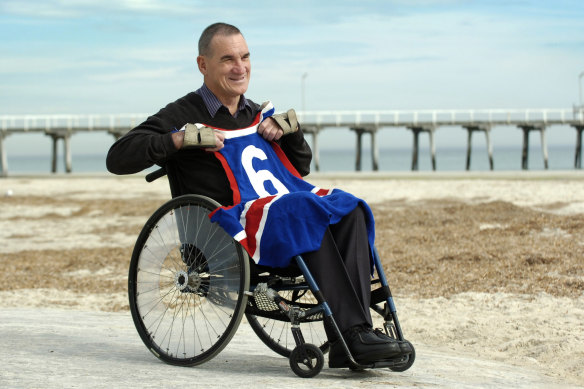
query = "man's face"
(198, 33, 251, 104)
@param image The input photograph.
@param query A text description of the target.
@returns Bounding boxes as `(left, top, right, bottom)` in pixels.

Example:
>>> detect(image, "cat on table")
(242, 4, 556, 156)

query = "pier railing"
(2, 108, 581, 133)
(297, 108, 583, 127)
(1, 108, 583, 175)
(0, 113, 150, 133)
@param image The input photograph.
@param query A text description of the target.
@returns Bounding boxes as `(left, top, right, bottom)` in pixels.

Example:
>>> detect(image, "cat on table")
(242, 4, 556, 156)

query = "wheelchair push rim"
(128, 194, 250, 366)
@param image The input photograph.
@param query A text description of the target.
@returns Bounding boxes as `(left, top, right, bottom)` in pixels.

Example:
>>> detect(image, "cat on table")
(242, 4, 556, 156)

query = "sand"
(1, 172, 583, 388)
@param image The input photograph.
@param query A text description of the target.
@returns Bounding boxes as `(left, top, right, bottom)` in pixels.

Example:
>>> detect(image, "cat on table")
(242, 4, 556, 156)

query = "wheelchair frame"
(127, 167, 414, 378)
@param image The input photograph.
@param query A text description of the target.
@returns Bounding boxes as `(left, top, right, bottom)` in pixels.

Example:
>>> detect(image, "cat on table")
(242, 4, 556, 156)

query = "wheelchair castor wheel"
(289, 343, 324, 378)
(389, 341, 415, 372)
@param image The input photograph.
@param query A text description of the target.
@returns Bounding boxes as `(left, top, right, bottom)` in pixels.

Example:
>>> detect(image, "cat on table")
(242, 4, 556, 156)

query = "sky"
(1, 0, 583, 156)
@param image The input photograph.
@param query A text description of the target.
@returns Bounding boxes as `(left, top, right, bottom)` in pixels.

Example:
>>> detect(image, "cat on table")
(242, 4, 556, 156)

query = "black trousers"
(302, 205, 373, 340)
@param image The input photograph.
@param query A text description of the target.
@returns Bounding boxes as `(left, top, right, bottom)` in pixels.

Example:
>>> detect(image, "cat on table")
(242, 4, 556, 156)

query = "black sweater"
(106, 92, 312, 205)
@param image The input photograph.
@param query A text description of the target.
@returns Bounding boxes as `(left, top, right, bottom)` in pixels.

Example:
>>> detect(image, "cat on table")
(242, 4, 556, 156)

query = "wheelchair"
(128, 167, 415, 378)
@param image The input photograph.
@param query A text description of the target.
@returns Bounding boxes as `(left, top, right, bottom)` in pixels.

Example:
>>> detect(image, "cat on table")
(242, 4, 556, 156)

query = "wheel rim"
(131, 197, 248, 364)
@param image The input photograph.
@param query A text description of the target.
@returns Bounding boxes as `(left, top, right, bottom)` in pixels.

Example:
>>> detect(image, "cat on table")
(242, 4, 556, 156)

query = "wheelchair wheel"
(289, 343, 324, 378)
(246, 288, 329, 358)
(128, 194, 250, 366)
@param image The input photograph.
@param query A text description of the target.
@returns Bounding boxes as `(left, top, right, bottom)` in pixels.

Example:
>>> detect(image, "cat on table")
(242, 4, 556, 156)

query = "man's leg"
(302, 224, 371, 339)
(302, 205, 404, 366)
(329, 205, 373, 324)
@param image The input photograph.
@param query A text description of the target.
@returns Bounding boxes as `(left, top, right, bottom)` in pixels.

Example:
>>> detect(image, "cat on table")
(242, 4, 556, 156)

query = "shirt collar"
(196, 83, 250, 118)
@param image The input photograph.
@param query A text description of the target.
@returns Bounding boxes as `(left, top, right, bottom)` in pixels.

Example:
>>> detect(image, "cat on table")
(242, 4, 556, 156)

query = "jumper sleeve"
(106, 115, 178, 175)
(278, 123, 312, 177)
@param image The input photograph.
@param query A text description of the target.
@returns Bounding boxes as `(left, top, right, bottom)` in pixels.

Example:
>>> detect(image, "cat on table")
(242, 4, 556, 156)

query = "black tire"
(289, 343, 324, 378)
(390, 341, 415, 372)
(246, 288, 329, 358)
(128, 194, 250, 366)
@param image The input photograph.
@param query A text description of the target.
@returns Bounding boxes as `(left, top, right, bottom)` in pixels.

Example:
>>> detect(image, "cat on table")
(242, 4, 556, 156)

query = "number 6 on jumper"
(241, 145, 290, 197)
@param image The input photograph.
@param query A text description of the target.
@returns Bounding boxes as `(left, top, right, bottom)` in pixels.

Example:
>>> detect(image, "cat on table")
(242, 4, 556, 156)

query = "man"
(107, 22, 408, 368)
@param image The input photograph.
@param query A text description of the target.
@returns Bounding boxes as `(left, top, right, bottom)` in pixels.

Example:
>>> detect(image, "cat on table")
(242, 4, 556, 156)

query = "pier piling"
(518, 124, 548, 170)
(0, 131, 7, 177)
(463, 125, 494, 170)
(351, 127, 379, 171)
(408, 126, 436, 171)
(46, 129, 72, 173)
(302, 125, 321, 171)
(574, 125, 583, 169)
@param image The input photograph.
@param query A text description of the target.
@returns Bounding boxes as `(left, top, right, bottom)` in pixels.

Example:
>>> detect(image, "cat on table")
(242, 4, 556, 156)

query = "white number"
(241, 145, 289, 197)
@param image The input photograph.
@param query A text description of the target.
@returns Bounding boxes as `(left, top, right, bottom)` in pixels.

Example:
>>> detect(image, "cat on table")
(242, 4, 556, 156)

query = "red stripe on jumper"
(243, 195, 276, 259)
(314, 188, 330, 196)
(213, 151, 241, 206)
(271, 142, 302, 179)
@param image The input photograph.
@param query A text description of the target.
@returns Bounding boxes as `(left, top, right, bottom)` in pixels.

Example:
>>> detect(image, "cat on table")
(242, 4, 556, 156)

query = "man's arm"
(106, 115, 177, 175)
(106, 113, 225, 175)
(257, 114, 312, 177)
(278, 125, 312, 177)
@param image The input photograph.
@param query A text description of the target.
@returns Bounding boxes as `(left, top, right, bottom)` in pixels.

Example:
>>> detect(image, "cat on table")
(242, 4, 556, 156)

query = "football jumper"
(209, 102, 375, 268)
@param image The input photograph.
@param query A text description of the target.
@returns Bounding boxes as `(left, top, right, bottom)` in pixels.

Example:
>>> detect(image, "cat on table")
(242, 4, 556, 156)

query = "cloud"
(0, 0, 202, 18)
(87, 66, 186, 82)
(1, 0, 582, 116)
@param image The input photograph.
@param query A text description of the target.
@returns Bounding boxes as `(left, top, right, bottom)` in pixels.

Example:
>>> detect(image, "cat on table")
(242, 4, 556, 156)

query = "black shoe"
(373, 328, 413, 355)
(329, 325, 402, 368)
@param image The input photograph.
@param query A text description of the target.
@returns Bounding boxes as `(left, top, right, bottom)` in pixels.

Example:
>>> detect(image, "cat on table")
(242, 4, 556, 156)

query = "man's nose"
(232, 58, 246, 73)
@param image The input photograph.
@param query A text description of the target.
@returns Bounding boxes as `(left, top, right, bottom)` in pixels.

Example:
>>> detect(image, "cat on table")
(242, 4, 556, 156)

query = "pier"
(1, 108, 583, 176)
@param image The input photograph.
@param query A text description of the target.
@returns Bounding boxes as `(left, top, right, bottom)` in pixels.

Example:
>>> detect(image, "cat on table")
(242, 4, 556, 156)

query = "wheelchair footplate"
(251, 282, 415, 377)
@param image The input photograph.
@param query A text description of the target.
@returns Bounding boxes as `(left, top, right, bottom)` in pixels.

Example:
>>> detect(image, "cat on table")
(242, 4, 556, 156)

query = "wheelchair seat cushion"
(207, 102, 375, 269)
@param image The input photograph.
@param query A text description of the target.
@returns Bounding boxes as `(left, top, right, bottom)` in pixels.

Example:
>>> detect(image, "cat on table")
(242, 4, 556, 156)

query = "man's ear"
(197, 55, 206, 75)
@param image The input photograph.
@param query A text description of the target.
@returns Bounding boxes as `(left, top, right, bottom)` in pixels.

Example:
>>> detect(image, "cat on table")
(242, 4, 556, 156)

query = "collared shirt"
(195, 83, 250, 118)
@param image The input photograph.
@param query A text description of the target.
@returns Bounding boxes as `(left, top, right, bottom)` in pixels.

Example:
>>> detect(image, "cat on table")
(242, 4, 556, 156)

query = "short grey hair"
(198, 23, 242, 56)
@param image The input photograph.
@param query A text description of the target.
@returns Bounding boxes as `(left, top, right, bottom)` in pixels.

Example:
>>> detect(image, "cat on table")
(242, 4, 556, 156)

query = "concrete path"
(0, 308, 576, 389)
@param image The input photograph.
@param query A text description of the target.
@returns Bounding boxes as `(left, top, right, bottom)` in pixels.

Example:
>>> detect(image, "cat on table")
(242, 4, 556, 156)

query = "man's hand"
(257, 117, 284, 142)
(172, 129, 225, 151)
(171, 131, 185, 149)
(205, 131, 225, 151)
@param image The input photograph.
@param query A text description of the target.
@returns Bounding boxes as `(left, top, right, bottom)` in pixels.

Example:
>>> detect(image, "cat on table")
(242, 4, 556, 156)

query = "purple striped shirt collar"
(195, 83, 250, 118)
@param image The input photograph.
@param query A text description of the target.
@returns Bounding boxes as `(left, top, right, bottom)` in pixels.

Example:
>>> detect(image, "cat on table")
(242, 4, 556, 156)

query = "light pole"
(301, 72, 308, 118)
(579, 71, 584, 108)
(574, 71, 584, 120)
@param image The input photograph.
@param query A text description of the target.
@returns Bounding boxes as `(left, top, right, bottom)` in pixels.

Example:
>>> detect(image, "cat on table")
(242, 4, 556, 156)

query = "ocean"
(2, 145, 580, 174)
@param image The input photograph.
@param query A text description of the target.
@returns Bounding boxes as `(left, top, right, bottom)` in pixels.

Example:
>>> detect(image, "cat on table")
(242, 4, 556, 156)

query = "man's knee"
(336, 204, 367, 229)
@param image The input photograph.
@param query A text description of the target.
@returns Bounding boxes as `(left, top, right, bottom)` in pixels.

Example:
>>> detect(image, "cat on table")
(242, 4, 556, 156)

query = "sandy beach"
(1, 172, 583, 388)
